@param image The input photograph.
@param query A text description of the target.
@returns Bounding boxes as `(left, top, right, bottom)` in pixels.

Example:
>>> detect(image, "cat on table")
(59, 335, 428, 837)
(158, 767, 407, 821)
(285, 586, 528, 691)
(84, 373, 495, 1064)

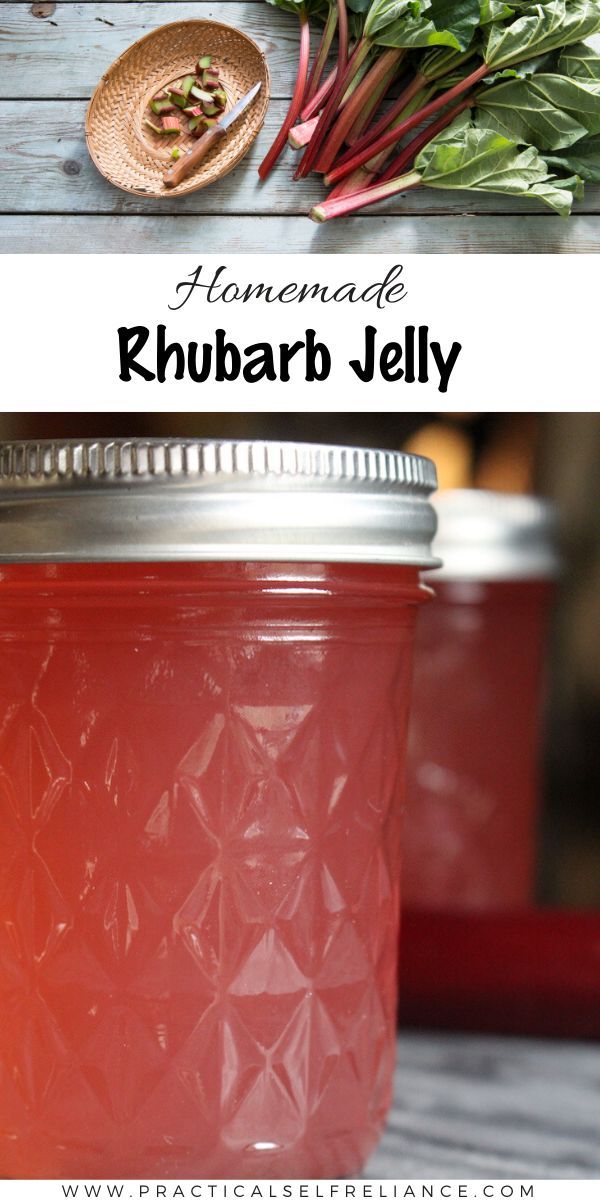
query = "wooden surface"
(1, 2, 600, 252)
(369, 1031, 600, 1179)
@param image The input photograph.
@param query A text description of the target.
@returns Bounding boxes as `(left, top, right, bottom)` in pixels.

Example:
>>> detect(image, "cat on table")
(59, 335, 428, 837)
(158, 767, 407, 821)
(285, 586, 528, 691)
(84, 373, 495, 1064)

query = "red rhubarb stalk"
(326, 122, 404, 195)
(377, 93, 474, 183)
(300, 65, 337, 121)
(325, 60, 489, 186)
(258, 5, 311, 179)
(315, 47, 405, 173)
(334, 70, 426, 170)
(344, 57, 399, 145)
(318, 93, 476, 215)
(295, 28, 370, 179)
(305, 5, 339, 105)
(325, 112, 405, 195)
(323, 83, 434, 187)
(311, 168, 422, 221)
(299, 37, 363, 123)
(336, 0, 349, 83)
(326, 164, 373, 197)
(292, 52, 373, 150)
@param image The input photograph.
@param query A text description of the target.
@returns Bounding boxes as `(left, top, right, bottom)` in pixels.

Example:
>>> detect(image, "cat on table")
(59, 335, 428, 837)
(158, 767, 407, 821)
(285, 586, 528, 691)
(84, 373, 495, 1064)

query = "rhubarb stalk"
(295, 22, 369, 179)
(305, 3, 338, 104)
(377, 93, 474, 183)
(323, 83, 435, 189)
(326, 164, 373, 197)
(315, 46, 405, 173)
(258, 4, 311, 179)
(311, 168, 421, 221)
(300, 65, 337, 121)
(345, 59, 400, 145)
(324, 60, 489, 186)
(291, 52, 372, 150)
(326, 125, 406, 197)
(333, 70, 427, 170)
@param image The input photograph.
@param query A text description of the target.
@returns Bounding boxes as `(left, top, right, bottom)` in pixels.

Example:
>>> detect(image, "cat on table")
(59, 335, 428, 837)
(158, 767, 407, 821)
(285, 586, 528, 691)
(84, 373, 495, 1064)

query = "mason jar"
(404, 489, 558, 913)
(0, 438, 437, 1180)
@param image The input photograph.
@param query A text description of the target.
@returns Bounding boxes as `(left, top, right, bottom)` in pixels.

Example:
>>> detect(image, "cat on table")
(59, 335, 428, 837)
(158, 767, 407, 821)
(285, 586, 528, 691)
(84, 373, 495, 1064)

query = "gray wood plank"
(2, 212, 600, 252)
(368, 1032, 600, 1180)
(0, 3, 300, 99)
(4, 100, 600, 218)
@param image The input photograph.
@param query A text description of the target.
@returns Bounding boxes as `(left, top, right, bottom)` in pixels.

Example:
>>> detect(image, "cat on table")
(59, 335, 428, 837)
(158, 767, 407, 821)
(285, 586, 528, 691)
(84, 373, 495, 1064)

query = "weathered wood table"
(1, 2, 600, 253)
(369, 1031, 600, 1179)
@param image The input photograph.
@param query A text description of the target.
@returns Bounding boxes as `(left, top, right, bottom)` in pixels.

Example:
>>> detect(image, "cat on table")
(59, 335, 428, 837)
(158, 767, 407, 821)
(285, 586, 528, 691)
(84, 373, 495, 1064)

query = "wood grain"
(2, 4, 600, 249)
(369, 1032, 600, 1180)
(3, 213, 600, 252)
(3, 101, 600, 218)
(0, 3, 299, 98)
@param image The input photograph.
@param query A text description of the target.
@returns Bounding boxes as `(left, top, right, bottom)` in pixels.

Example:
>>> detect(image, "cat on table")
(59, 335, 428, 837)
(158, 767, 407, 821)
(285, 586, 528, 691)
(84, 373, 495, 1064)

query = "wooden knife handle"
(163, 124, 227, 188)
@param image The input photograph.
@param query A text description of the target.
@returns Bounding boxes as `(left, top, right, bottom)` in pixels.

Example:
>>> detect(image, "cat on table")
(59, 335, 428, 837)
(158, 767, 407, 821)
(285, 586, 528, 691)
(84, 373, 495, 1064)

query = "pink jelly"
(404, 490, 558, 912)
(0, 440, 437, 1179)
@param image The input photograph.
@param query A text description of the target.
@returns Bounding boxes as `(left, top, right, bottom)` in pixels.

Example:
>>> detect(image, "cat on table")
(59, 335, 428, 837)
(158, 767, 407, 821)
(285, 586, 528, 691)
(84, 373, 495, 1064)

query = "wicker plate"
(86, 20, 270, 198)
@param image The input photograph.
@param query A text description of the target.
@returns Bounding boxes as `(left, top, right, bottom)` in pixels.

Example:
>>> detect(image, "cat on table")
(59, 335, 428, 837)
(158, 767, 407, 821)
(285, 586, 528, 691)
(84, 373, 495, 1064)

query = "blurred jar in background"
(403, 490, 559, 912)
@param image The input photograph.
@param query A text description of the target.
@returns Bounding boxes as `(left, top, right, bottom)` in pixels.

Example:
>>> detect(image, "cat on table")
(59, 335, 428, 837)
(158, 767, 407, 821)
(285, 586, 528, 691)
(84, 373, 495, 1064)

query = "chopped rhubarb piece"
(181, 75, 196, 99)
(152, 90, 169, 102)
(167, 86, 188, 108)
(201, 102, 220, 117)
(212, 88, 227, 109)
(190, 85, 214, 104)
(183, 104, 203, 117)
(189, 114, 218, 134)
(197, 55, 212, 71)
(171, 146, 182, 160)
(188, 114, 209, 134)
(161, 115, 181, 133)
(150, 99, 176, 115)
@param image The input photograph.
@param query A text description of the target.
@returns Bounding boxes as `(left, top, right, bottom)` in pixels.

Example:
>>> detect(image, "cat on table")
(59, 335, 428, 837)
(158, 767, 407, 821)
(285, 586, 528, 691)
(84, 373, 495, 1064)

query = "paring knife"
(163, 81, 262, 188)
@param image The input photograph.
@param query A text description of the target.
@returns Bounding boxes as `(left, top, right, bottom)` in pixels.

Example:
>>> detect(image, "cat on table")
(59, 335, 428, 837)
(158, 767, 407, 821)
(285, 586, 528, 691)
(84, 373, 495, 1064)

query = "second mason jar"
(0, 438, 437, 1180)
(404, 488, 558, 913)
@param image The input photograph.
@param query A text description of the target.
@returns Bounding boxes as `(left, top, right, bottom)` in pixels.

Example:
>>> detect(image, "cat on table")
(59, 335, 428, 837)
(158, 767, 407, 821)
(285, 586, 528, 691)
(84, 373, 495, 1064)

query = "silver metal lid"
(0, 439, 439, 566)
(432, 489, 559, 581)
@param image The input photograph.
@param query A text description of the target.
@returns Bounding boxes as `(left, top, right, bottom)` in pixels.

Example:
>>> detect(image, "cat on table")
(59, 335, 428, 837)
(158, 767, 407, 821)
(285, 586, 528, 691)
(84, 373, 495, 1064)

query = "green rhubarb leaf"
(264, 0, 304, 13)
(364, 0, 424, 36)
(414, 110, 578, 213)
(524, 172, 584, 209)
(477, 72, 600, 147)
(480, 0, 514, 22)
(265, 0, 326, 14)
(371, 0, 481, 49)
(545, 130, 600, 175)
(559, 37, 600, 76)
(484, 0, 600, 70)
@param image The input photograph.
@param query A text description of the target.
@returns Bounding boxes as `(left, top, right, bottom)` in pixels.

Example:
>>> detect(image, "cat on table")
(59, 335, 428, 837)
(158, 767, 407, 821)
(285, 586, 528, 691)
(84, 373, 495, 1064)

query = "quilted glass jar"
(404, 490, 558, 912)
(0, 439, 437, 1180)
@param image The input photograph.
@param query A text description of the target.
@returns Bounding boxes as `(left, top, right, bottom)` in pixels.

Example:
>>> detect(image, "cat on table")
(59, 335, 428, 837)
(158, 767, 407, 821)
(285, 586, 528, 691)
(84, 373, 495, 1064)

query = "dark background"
(1, 410, 598, 909)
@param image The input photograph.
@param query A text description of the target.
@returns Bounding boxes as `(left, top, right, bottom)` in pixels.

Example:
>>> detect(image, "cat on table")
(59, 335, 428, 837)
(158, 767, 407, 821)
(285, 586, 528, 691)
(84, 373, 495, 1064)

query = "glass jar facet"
(0, 561, 425, 1179)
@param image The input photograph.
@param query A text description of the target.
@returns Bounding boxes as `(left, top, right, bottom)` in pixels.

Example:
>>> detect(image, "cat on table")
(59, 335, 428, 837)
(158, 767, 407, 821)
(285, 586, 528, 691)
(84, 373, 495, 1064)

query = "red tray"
(400, 908, 600, 1040)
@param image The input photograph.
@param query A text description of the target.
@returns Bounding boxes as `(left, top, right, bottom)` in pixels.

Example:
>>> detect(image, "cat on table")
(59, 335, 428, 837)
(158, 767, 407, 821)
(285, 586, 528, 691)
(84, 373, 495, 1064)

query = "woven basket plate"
(86, 20, 270, 197)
